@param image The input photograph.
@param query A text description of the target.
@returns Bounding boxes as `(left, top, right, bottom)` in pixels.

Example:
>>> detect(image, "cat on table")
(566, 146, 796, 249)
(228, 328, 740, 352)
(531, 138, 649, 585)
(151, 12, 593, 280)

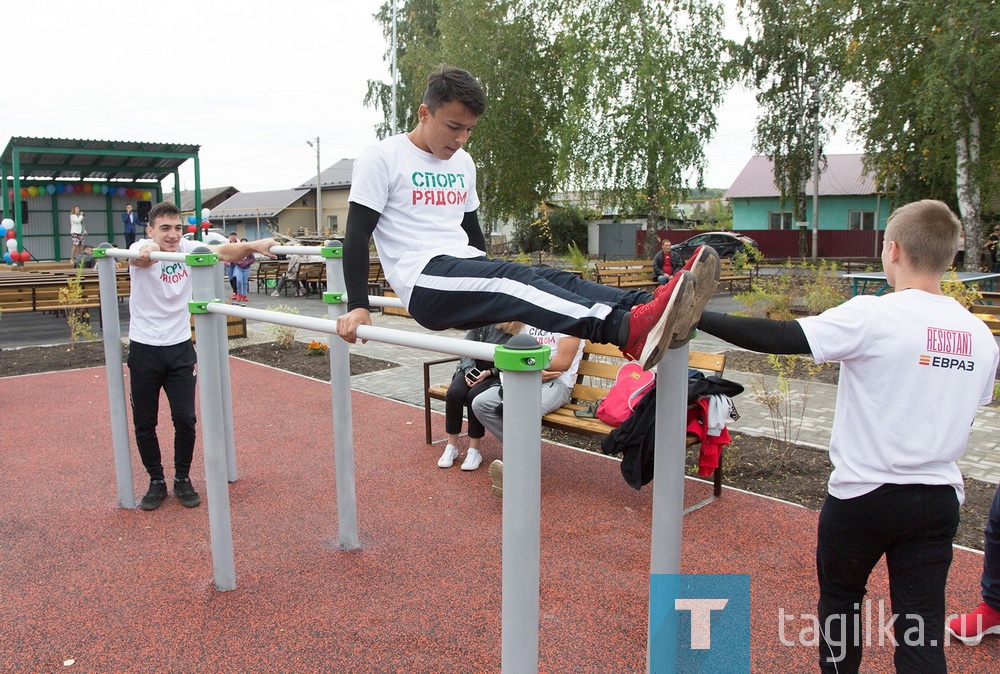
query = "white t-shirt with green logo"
(349, 133, 482, 308)
(128, 237, 199, 346)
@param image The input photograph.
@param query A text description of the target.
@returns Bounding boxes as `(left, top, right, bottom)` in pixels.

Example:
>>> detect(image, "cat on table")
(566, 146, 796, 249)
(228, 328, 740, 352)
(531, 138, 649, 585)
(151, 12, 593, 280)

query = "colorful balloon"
(187, 216, 197, 225)
(5, 230, 16, 241)
(2, 252, 11, 264)
(201, 208, 211, 220)
(187, 224, 197, 234)
(46, 184, 56, 195)
(6, 237, 18, 251)
(19, 187, 28, 198)
(201, 220, 211, 229)
(19, 250, 30, 262)
(56, 184, 66, 194)
(73, 184, 84, 194)
(143, 191, 152, 200)
(83, 183, 92, 194)
(1, 218, 12, 229)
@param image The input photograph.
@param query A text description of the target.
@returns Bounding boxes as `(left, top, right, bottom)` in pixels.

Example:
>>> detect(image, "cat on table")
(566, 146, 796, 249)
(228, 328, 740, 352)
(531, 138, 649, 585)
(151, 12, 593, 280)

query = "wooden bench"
(0, 273, 130, 315)
(294, 262, 326, 296)
(594, 261, 657, 290)
(718, 258, 752, 293)
(423, 341, 729, 511)
(253, 260, 287, 294)
(971, 301, 1000, 335)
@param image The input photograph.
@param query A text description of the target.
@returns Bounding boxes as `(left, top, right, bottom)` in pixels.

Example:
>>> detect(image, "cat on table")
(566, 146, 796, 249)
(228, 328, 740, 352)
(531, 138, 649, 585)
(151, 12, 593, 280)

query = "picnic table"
(845, 271, 1000, 297)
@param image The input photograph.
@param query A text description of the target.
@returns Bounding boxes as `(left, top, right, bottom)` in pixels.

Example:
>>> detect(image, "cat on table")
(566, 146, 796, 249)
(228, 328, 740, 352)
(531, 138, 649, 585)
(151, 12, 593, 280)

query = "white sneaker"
(437, 444, 459, 468)
(461, 448, 483, 471)
(270, 290, 280, 297)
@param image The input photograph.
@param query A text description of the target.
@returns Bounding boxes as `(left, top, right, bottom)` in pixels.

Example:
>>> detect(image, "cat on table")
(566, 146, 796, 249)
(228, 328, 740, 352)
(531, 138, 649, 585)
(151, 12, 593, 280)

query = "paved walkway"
(237, 291, 1000, 486)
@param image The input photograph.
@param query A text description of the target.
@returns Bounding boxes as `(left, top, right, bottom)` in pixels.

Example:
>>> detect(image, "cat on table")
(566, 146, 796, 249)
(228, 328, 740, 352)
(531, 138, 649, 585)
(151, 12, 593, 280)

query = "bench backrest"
(570, 341, 726, 405)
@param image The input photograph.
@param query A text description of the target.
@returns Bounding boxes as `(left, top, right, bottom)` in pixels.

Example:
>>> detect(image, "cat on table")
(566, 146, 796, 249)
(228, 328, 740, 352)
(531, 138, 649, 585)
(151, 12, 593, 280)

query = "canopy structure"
(0, 136, 202, 238)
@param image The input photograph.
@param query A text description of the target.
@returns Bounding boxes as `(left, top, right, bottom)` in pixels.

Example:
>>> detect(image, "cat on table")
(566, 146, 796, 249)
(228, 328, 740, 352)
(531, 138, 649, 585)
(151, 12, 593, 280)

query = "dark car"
(671, 231, 758, 260)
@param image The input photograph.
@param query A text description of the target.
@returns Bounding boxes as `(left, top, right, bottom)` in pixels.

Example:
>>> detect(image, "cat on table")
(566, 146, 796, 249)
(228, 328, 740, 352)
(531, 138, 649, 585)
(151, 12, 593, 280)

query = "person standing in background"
(69, 206, 86, 261)
(122, 204, 138, 249)
(231, 238, 255, 302)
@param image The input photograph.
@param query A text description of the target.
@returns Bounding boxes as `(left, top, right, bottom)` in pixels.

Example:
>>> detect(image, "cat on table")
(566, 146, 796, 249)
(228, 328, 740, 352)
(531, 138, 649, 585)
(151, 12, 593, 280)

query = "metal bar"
(647, 345, 689, 673)
(324, 244, 360, 549)
(213, 266, 238, 482)
(205, 302, 497, 361)
(500, 366, 543, 673)
(95, 245, 135, 508)
(190, 260, 237, 591)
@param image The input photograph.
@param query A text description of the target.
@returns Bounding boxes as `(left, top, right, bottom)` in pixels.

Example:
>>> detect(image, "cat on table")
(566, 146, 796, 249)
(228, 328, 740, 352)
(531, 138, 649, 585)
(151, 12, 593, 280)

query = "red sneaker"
(947, 601, 1000, 645)
(673, 245, 720, 348)
(232, 292, 237, 300)
(620, 270, 695, 370)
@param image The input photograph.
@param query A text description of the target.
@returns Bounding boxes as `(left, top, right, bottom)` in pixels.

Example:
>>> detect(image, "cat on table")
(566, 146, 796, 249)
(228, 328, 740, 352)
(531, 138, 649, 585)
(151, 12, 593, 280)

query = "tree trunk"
(955, 110, 982, 270)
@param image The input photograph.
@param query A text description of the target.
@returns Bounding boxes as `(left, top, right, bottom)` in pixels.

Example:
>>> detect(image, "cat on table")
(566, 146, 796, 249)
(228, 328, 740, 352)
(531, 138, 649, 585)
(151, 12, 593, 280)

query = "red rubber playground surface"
(1, 358, 998, 673)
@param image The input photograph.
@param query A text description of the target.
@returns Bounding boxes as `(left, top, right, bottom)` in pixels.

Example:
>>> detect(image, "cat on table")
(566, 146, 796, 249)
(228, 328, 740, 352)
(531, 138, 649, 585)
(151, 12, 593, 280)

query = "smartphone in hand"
(466, 367, 483, 383)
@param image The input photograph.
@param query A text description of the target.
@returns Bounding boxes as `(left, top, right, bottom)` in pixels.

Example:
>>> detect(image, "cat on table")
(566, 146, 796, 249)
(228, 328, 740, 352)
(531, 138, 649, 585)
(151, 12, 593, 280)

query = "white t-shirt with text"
(349, 133, 482, 307)
(128, 237, 199, 346)
(798, 290, 998, 502)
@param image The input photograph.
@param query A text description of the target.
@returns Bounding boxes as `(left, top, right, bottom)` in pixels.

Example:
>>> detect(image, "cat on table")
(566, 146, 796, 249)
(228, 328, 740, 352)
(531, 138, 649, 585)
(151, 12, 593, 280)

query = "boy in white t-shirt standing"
(128, 202, 277, 511)
(335, 65, 721, 373)
(696, 200, 998, 672)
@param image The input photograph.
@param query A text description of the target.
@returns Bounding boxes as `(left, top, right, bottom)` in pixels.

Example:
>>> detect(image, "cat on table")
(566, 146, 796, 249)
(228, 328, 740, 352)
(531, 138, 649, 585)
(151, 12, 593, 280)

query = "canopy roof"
(0, 136, 199, 182)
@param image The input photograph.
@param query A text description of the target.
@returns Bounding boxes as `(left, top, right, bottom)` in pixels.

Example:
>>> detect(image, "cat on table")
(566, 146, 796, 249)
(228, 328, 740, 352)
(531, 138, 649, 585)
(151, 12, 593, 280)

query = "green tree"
(367, 0, 564, 235)
(560, 0, 732, 257)
(736, 0, 846, 223)
(837, 0, 1000, 269)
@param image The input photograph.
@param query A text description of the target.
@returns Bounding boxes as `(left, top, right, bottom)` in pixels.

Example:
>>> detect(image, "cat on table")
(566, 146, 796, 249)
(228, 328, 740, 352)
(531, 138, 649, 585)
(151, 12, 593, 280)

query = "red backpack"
(596, 363, 656, 427)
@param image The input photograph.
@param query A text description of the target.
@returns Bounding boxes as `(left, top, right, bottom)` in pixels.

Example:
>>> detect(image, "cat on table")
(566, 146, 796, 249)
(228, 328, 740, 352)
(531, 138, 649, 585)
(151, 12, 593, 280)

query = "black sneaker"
(139, 479, 168, 510)
(173, 478, 202, 508)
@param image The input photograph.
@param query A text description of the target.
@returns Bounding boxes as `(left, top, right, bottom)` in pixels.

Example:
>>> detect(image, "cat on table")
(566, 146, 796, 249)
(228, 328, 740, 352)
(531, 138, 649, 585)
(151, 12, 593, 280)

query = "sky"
(3, 0, 860, 197)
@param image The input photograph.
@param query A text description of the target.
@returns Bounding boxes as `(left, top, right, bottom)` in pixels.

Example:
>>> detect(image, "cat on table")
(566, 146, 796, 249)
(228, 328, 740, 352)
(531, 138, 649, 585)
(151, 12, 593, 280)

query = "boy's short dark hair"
(422, 65, 487, 116)
(147, 202, 181, 227)
(885, 199, 961, 274)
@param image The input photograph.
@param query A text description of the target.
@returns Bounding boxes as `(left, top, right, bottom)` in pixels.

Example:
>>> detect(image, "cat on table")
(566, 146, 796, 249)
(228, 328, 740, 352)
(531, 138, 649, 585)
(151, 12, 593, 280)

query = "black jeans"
(816, 483, 959, 673)
(127, 340, 198, 482)
(444, 369, 496, 439)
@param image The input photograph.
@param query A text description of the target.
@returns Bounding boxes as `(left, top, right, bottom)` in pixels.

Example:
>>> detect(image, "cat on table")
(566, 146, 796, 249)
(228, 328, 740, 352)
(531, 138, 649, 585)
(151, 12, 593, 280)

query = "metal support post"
(322, 241, 360, 550)
(188, 248, 237, 591)
(93, 245, 135, 508)
(494, 335, 550, 674)
(213, 262, 238, 482)
(647, 345, 689, 672)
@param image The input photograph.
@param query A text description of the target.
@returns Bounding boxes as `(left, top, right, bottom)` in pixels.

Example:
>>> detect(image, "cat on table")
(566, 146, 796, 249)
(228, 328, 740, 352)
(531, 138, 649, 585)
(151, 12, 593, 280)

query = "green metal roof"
(1, 136, 200, 181)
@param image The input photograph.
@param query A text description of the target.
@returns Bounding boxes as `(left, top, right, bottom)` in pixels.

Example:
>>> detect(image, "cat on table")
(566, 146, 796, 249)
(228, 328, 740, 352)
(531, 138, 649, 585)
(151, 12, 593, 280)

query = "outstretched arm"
(697, 311, 810, 355)
(211, 238, 278, 263)
(337, 202, 380, 343)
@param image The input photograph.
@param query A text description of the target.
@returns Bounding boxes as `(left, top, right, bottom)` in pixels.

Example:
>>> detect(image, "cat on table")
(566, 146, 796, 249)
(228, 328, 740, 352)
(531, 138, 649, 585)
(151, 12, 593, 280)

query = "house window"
(327, 215, 339, 235)
(768, 211, 794, 230)
(849, 210, 876, 230)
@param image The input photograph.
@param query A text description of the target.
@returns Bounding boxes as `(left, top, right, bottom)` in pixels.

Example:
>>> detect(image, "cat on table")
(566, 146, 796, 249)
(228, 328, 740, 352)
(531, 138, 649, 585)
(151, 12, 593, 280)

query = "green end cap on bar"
(188, 299, 219, 314)
(92, 248, 108, 258)
(184, 252, 219, 266)
(493, 343, 550, 372)
(323, 291, 344, 304)
(321, 247, 343, 258)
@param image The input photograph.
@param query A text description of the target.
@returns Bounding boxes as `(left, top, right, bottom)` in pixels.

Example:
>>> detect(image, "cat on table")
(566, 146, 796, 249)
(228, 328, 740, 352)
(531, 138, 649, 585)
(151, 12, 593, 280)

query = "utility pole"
(307, 137, 322, 236)
(390, 0, 398, 135)
(809, 78, 822, 261)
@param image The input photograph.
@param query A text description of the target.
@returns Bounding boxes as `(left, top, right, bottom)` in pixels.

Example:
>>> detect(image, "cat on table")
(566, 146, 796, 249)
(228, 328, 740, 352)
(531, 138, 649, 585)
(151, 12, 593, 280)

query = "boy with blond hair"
(697, 200, 998, 672)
